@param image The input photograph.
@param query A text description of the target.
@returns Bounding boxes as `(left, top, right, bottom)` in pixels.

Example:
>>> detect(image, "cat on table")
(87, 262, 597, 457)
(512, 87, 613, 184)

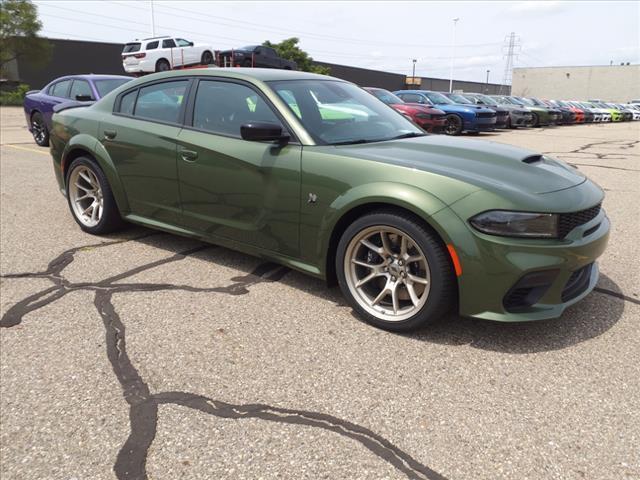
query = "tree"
(262, 37, 330, 75)
(0, 0, 51, 75)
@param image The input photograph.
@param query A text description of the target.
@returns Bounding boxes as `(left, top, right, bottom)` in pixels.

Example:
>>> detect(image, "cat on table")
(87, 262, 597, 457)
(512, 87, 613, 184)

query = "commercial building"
(511, 65, 640, 102)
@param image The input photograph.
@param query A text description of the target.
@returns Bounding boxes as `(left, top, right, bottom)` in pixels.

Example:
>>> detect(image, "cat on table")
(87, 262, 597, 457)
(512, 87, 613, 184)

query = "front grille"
(561, 263, 593, 302)
(477, 112, 496, 118)
(558, 203, 602, 238)
(431, 114, 446, 121)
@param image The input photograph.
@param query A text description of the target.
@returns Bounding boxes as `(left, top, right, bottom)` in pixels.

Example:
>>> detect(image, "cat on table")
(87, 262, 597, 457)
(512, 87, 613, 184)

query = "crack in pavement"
(0, 234, 447, 480)
(543, 138, 640, 160)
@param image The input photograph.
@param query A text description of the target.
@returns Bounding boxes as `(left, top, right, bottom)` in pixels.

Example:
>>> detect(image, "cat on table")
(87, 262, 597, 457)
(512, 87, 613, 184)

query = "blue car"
(393, 90, 497, 135)
(23, 74, 132, 146)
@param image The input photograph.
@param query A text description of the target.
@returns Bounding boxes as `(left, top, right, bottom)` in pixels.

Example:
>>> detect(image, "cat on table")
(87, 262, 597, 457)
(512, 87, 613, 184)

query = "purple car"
(23, 74, 132, 146)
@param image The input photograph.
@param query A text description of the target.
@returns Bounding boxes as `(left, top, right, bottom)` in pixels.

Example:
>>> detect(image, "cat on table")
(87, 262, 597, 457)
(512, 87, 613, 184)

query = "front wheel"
(531, 112, 540, 127)
(201, 51, 213, 65)
(31, 112, 49, 146)
(336, 211, 456, 332)
(444, 114, 463, 135)
(66, 157, 124, 235)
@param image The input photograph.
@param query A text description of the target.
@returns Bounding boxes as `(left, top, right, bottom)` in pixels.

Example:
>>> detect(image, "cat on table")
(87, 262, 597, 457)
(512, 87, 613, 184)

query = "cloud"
(507, 1, 566, 15)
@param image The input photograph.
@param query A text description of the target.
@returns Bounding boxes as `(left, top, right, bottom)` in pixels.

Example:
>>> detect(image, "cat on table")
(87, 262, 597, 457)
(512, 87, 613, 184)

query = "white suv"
(122, 36, 214, 74)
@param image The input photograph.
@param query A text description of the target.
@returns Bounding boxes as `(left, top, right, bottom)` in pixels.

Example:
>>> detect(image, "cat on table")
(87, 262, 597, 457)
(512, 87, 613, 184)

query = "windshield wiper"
(389, 132, 426, 140)
(330, 139, 377, 145)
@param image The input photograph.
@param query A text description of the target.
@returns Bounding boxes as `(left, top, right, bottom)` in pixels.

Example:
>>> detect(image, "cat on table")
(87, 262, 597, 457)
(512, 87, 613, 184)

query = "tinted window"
(162, 39, 176, 48)
(118, 90, 137, 115)
(69, 80, 94, 100)
(50, 80, 72, 98)
(146, 41, 159, 50)
(369, 89, 403, 105)
(134, 80, 188, 123)
(94, 78, 131, 98)
(123, 43, 141, 53)
(193, 80, 282, 137)
(176, 38, 191, 47)
(398, 93, 423, 104)
(262, 47, 276, 57)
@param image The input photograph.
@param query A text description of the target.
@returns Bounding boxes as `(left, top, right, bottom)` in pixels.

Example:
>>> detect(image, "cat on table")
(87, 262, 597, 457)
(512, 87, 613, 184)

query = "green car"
(49, 69, 609, 331)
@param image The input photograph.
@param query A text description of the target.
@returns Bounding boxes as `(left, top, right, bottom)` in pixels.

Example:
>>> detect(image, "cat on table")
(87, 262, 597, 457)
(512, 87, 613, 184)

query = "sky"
(32, 0, 640, 83)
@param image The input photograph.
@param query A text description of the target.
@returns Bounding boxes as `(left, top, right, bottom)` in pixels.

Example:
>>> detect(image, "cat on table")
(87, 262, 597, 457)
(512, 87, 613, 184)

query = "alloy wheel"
(344, 226, 431, 322)
(31, 117, 46, 143)
(444, 115, 461, 135)
(68, 165, 103, 227)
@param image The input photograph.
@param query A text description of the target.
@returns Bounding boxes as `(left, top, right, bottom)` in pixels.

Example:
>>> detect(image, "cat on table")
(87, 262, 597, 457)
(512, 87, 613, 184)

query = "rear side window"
(162, 39, 176, 48)
(49, 79, 72, 98)
(133, 80, 189, 123)
(146, 41, 159, 50)
(69, 80, 94, 100)
(192, 80, 281, 137)
(95, 78, 131, 98)
(119, 90, 137, 115)
(123, 43, 141, 53)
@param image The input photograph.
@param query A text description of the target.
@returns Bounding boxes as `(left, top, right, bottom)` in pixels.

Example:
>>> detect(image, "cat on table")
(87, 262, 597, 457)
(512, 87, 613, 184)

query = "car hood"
(332, 135, 586, 196)
(431, 103, 494, 114)
(398, 103, 446, 115)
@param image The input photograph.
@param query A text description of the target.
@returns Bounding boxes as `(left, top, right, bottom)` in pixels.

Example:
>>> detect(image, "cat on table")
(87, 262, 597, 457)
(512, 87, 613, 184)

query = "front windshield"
(502, 96, 524, 106)
(94, 78, 132, 97)
(446, 93, 473, 104)
(518, 98, 535, 106)
(423, 91, 454, 105)
(368, 89, 404, 105)
(529, 98, 545, 107)
(269, 80, 422, 145)
(474, 94, 496, 105)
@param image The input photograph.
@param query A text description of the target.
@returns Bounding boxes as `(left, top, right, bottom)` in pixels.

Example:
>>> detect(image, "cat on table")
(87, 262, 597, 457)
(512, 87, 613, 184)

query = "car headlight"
(469, 210, 559, 238)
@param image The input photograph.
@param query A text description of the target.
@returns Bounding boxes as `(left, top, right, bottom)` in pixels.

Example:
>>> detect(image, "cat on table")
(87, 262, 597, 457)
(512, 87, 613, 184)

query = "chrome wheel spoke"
(356, 270, 381, 288)
(406, 283, 420, 307)
(391, 283, 400, 314)
(371, 285, 390, 306)
(69, 166, 103, 227)
(380, 232, 393, 256)
(360, 238, 384, 256)
(408, 273, 428, 285)
(352, 258, 377, 269)
(400, 236, 408, 257)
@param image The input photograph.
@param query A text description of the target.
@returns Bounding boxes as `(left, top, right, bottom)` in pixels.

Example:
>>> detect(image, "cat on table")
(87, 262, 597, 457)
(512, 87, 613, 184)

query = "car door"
(99, 78, 191, 225)
(175, 38, 196, 64)
(161, 38, 180, 67)
(176, 78, 301, 256)
(254, 47, 275, 68)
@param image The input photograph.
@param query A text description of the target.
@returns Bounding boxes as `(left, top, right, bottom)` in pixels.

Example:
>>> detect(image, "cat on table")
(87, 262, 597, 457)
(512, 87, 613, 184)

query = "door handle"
(103, 129, 117, 139)
(180, 149, 198, 162)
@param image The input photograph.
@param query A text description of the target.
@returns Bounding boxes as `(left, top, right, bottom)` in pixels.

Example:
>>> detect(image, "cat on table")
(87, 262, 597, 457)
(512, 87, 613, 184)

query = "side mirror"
(75, 94, 94, 101)
(189, 42, 194, 46)
(241, 122, 289, 143)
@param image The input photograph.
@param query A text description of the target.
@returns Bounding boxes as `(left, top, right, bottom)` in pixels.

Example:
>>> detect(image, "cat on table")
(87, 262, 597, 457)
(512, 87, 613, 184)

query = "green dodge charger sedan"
(49, 69, 609, 331)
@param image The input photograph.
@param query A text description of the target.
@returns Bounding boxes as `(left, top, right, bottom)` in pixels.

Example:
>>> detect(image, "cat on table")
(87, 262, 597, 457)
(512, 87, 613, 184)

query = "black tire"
(531, 112, 540, 127)
(155, 59, 171, 72)
(336, 210, 456, 332)
(242, 59, 253, 67)
(444, 114, 463, 135)
(201, 50, 213, 65)
(31, 111, 49, 147)
(506, 116, 514, 129)
(65, 156, 125, 235)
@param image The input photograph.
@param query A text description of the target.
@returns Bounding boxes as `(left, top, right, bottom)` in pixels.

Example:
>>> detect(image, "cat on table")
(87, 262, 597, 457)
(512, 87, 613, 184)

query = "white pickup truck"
(122, 36, 215, 74)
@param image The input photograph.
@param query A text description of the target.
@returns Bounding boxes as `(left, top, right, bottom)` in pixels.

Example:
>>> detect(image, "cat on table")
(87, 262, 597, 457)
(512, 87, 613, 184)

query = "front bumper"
(431, 185, 609, 322)
(511, 112, 533, 126)
(464, 116, 497, 132)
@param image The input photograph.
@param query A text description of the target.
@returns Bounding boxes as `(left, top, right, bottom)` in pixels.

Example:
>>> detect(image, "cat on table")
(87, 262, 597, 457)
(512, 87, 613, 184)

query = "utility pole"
(500, 32, 520, 95)
(412, 59, 417, 79)
(150, 0, 156, 37)
(485, 70, 490, 93)
(449, 18, 459, 93)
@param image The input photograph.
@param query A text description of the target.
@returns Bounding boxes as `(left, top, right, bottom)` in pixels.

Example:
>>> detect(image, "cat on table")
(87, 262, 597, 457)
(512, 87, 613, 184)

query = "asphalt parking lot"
(1, 105, 638, 480)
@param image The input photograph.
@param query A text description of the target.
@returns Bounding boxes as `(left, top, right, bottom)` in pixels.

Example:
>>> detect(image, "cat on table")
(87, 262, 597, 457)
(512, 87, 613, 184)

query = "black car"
(218, 45, 297, 70)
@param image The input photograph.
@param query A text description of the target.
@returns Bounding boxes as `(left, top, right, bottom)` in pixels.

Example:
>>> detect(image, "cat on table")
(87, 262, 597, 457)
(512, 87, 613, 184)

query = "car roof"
(46, 74, 132, 86)
(125, 67, 344, 83)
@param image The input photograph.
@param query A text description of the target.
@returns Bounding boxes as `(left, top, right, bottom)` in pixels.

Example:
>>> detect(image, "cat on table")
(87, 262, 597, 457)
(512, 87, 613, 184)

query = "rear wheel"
(531, 112, 540, 127)
(31, 112, 49, 146)
(66, 157, 124, 235)
(444, 114, 463, 135)
(201, 51, 213, 65)
(155, 59, 171, 72)
(336, 211, 456, 332)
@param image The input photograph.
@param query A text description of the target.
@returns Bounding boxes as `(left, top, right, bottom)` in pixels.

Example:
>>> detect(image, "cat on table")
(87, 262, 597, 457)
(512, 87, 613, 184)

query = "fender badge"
(308, 193, 318, 204)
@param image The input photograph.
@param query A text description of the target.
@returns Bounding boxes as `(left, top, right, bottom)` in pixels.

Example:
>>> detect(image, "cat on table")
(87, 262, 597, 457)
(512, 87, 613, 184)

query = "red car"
(363, 87, 446, 133)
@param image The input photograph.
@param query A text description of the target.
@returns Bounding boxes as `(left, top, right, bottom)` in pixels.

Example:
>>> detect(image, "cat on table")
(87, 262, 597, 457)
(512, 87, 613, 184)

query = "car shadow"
(106, 228, 626, 355)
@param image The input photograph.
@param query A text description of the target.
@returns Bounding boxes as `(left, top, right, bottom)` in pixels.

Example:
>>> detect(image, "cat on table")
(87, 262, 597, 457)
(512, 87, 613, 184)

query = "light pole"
(485, 69, 490, 92)
(449, 17, 459, 93)
(412, 59, 417, 79)
(150, 0, 156, 36)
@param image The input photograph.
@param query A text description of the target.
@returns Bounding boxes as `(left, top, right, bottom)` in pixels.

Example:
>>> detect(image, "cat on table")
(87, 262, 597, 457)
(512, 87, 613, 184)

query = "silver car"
(469, 93, 533, 128)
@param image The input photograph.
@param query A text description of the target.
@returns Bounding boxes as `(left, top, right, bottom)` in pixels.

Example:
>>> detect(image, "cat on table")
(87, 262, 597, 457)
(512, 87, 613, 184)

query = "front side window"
(162, 39, 176, 48)
(192, 80, 282, 137)
(49, 79, 72, 98)
(133, 80, 188, 123)
(69, 79, 94, 100)
(369, 89, 403, 105)
(398, 93, 424, 104)
(447, 93, 472, 104)
(176, 39, 191, 47)
(269, 80, 421, 145)
(423, 92, 453, 105)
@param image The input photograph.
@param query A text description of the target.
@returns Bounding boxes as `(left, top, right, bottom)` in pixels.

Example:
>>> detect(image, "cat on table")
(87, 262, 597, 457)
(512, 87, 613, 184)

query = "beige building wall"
(511, 65, 640, 102)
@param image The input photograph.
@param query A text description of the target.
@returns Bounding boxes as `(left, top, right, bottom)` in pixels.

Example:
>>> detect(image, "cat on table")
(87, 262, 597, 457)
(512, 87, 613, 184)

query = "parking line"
(2, 144, 49, 156)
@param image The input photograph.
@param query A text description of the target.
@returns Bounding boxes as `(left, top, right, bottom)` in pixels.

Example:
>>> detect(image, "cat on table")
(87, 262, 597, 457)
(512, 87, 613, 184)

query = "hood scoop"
(522, 155, 543, 164)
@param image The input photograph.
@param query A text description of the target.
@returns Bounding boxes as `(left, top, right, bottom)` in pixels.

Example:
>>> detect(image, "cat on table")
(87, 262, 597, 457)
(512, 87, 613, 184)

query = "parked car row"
(363, 86, 640, 136)
(121, 36, 296, 74)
